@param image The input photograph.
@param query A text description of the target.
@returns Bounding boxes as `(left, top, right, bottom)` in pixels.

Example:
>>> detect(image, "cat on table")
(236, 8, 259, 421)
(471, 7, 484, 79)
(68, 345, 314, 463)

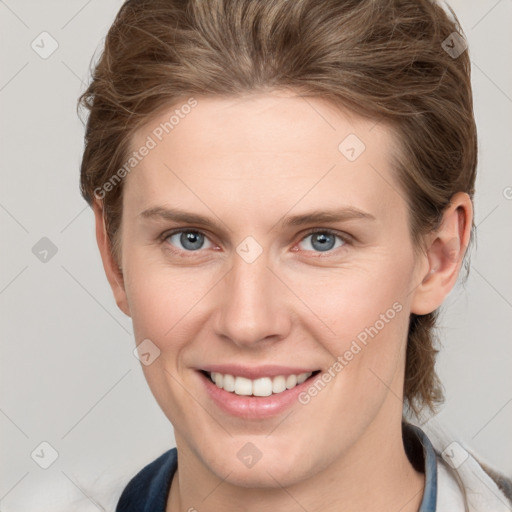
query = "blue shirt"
(116, 422, 437, 511)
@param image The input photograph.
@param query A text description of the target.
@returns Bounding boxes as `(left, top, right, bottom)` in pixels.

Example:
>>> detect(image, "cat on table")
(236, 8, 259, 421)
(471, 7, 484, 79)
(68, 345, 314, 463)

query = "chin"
(200, 440, 315, 489)
(219, 462, 308, 489)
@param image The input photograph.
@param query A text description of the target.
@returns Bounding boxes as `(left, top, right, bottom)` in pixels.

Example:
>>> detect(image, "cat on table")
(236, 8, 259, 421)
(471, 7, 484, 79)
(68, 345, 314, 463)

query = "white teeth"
(272, 375, 286, 394)
(214, 372, 223, 388)
(223, 374, 235, 392)
(285, 374, 297, 389)
(207, 371, 313, 396)
(253, 377, 273, 397)
(297, 372, 309, 384)
(234, 376, 253, 396)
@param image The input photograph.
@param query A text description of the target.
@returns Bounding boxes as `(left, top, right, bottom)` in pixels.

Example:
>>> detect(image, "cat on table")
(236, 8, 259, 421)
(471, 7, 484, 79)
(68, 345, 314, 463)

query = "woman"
(78, 0, 512, 510)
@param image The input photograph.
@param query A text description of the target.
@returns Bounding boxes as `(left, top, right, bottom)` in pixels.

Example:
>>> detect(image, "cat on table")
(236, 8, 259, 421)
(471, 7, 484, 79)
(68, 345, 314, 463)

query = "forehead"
(125, 90, 404, 222)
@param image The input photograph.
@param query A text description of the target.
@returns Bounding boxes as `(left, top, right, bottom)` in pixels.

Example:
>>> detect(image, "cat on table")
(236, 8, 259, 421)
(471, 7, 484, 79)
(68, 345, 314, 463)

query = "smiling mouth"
(201, 370, 321, 397)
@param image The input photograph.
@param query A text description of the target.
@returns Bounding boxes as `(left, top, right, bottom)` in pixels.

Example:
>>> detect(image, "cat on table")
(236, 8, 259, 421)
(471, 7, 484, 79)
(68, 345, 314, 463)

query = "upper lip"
(199, 365, 319, 380)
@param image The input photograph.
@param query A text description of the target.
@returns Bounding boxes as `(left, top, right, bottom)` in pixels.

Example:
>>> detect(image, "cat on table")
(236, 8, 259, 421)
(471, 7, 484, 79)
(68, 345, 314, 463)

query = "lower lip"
(198, 371, 317, 419)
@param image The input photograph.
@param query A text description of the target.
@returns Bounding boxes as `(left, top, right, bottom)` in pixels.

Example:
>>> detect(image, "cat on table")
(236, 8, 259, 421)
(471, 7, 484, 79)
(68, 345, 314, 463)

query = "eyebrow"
(139, 206, 375, 231)
(282, 207, 375, 226)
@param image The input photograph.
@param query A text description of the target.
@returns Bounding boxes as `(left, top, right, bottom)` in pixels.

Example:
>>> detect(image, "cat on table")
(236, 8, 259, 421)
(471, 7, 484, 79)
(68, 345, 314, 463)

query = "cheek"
(123, 259, 214, 421)
(124, 253, 214, 344)
(284, 255, 415, 396)
(288, 260, 413, 342)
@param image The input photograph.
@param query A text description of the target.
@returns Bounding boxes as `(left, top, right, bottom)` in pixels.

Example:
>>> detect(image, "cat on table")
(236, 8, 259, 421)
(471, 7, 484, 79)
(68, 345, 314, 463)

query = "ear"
(93, 201, 131, 317)
(411, 192, 473, 315)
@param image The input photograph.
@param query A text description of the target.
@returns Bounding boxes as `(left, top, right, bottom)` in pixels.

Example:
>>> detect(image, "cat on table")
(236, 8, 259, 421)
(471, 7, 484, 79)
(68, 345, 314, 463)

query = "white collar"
(436, 452, 512, 511)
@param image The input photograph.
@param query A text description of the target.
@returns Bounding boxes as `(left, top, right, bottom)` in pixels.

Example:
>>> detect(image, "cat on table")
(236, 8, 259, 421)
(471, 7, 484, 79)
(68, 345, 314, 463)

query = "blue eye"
(166, 230, 213, 251)
(163, 229, 347, 255)
(299, 231, 345, 252)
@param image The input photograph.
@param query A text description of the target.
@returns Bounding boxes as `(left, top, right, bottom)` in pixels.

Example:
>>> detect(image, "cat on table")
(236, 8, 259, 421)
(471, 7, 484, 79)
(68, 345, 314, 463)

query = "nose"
(213, 251, 292, 348)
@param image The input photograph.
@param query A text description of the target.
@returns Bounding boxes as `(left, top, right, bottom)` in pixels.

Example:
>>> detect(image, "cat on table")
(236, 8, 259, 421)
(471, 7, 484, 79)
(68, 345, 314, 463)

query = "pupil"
(312, 233, 334, 252)
(181, 231, 203, 250)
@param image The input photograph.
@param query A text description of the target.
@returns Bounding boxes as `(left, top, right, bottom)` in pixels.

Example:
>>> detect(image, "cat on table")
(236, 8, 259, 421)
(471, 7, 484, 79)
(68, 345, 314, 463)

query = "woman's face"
(115, 90, 429, 486)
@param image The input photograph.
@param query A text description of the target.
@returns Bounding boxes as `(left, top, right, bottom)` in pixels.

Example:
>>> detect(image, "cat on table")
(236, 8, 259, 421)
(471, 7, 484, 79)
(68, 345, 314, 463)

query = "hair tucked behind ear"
(78, 0, 477, 418)
(404, 312, 444, 418)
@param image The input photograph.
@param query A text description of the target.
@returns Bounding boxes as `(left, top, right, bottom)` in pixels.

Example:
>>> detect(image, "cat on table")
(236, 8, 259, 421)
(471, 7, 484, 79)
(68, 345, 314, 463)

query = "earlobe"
(411, 192, 473, 315)
(93, 201, 131, 317)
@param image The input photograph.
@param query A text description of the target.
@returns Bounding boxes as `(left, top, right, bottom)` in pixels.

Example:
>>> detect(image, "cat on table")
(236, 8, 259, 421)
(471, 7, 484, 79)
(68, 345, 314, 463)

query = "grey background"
(1, 1, 511, 510)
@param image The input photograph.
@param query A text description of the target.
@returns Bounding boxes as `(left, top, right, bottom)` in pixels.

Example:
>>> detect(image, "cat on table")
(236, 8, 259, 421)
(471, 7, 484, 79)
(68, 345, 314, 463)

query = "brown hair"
(78, 0, 477, 417)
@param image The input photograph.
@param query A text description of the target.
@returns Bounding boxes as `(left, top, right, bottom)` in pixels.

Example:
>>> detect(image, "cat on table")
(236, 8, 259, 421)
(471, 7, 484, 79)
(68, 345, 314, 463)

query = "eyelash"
(159, 228, 352, 257)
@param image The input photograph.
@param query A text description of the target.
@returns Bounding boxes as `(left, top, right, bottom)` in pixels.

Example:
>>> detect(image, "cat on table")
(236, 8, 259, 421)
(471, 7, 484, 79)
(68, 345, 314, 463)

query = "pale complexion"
(94, 90, 472, 512)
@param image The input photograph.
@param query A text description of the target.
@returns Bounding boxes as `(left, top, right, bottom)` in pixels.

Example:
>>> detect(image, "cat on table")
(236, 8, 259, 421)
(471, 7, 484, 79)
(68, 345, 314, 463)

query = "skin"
(94, 89, 472, 512)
